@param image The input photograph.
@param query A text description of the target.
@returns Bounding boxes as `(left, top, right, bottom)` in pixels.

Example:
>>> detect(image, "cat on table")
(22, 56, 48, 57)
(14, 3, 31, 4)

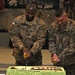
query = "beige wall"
(0, 9, 55, 30)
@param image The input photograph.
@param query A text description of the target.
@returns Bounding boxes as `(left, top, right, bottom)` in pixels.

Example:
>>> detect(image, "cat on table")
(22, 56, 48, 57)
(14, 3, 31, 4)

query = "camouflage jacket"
(48, 19, 75, 67)
(9, 14, 47, 54)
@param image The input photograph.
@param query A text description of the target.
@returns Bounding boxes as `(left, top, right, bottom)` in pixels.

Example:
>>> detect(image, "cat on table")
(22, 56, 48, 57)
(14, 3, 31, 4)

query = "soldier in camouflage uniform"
(8, 3, 47, 66)
(48, 8, 75, 75)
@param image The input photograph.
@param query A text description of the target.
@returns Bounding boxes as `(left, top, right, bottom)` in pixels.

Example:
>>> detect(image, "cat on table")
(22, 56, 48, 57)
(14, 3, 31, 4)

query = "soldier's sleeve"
(8, 16, 24, 50)
(30, 19, 47, 54)
(58, 23, 75, 66)
(48, 23, 56, 55)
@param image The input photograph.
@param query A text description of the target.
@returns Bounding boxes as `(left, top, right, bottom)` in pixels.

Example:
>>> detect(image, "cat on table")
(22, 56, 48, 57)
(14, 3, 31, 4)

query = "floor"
(0, 47, 53, 74)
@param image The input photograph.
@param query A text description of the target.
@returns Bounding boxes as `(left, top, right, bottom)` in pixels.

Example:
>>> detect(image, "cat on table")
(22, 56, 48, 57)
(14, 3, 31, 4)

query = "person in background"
(8, 3, 47, 66)
(48, 8, 75, 75)
(63, 0, 75, 18)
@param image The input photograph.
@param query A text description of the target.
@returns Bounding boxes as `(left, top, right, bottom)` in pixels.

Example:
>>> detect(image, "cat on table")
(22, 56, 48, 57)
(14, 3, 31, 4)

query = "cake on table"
(6, 66, 66, 75)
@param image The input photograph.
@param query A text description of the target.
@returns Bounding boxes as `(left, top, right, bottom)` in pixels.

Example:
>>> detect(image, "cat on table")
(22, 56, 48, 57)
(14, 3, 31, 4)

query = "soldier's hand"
(22, 47, 31, 59)
(51, 53, 60, 64)
(22, 47, 28, 52)
(23, 51, 31, 59)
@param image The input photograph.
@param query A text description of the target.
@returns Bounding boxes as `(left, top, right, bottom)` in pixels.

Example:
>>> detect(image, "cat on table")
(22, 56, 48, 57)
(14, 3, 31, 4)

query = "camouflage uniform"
(48, 19, 75, 75)
(9, 14, 47, 66)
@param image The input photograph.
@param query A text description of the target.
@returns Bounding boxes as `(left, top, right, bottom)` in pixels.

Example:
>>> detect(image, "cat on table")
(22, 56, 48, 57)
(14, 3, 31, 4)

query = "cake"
(6, 66, 66, 75)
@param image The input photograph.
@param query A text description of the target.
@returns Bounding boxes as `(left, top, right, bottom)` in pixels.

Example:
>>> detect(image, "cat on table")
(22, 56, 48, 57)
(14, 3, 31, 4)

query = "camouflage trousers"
(64, 64, 75, 75)
(12, 48, 42, 66)
(54, 63, 75, 75)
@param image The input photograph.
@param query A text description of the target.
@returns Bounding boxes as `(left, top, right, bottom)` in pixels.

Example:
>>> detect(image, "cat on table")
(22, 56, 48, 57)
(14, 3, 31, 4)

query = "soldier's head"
(25, 3, 37, 22)
(55, 8, 68, 26)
